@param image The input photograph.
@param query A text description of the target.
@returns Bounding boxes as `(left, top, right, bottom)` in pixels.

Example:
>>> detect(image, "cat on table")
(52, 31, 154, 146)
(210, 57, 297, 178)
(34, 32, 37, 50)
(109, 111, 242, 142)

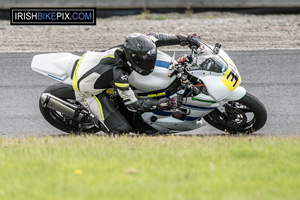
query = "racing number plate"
(222, 59, 241, 91)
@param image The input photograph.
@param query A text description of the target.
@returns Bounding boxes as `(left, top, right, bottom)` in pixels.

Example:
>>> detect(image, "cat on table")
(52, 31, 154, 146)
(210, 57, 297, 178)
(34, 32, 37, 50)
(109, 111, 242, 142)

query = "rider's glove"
(177, 33, 201, 48)
(158, 96, 182, 110)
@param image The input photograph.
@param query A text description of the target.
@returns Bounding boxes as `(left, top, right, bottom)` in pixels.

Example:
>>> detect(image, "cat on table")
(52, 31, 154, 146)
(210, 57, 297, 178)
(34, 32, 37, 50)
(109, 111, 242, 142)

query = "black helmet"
(124, 33, 157, 75)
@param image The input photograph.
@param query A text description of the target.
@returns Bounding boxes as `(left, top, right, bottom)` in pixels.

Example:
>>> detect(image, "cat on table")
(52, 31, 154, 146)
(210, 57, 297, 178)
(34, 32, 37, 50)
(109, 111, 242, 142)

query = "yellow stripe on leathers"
(94, 96, 105, 121)
(115, 83, 129, 88)
(102, 55, 115, 59)
(72, 54, 85, 92)
(72, 54, 114, 92)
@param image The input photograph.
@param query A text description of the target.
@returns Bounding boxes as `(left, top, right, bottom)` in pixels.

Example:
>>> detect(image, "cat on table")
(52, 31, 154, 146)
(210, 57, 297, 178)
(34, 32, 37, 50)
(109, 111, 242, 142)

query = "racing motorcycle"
(31, 38, 267, 134)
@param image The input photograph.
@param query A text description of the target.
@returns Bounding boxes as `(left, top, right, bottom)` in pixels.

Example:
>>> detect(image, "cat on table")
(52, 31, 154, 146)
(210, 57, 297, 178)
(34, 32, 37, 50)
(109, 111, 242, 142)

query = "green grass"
(0, 136, 300, 200)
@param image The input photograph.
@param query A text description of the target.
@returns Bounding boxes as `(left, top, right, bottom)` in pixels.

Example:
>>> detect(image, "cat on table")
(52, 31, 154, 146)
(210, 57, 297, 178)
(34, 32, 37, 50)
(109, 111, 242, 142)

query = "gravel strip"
(1, 12, 300, 51)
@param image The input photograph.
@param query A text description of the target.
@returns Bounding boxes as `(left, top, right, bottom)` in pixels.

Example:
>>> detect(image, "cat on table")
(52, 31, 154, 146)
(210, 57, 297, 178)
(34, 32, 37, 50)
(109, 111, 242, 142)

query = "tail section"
(31, 53, 80, 85)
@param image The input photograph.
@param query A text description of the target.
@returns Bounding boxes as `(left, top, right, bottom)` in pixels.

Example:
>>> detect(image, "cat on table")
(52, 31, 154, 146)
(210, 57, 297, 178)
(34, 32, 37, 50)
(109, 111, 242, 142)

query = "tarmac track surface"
(1, 50, 299, 136)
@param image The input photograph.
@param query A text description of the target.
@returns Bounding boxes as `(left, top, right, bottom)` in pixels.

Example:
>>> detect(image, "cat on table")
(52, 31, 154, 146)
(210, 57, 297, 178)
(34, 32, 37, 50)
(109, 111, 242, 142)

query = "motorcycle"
(31, 38, 267, 134)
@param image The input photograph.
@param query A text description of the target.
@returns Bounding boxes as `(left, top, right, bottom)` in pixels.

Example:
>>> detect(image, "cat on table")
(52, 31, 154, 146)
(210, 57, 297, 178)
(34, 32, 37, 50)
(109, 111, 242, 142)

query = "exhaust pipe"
(40, 93, 89, 122)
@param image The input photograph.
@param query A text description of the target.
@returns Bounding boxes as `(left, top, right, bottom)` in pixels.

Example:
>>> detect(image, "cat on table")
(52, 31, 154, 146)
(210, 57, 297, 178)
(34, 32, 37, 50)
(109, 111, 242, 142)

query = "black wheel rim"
(209, 101, 256, 132)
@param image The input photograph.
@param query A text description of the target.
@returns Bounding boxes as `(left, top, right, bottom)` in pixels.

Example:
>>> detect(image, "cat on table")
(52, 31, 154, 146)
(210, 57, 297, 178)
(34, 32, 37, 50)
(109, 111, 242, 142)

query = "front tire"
(39, 83, 100, 134)
(203, 92, 267, 134)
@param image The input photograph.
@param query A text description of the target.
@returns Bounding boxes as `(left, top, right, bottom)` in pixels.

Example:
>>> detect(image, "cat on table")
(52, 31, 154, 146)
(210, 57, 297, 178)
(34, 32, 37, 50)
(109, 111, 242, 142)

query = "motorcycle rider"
(72, 32, 200, 133)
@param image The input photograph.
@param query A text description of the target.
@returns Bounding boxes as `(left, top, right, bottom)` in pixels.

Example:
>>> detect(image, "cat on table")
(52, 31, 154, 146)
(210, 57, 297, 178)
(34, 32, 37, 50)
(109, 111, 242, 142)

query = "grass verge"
(0, 135, 299, 200)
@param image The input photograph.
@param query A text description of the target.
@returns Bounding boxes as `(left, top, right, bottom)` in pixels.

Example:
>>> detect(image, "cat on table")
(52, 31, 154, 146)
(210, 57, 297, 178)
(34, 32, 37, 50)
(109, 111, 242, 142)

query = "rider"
(72, 33, 200, 133)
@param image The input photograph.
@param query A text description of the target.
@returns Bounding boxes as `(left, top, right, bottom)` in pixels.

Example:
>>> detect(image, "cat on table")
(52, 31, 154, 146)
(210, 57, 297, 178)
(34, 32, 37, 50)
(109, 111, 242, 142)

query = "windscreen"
(198, 56, 228, 73)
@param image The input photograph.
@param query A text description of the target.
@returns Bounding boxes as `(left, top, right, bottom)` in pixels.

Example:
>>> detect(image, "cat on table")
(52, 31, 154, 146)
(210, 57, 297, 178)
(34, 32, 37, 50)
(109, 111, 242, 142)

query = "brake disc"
(217, 106, 247, 128)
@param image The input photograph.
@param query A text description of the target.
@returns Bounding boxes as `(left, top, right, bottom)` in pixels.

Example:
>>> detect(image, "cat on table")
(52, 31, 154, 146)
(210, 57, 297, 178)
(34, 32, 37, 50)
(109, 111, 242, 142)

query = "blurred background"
(1, 0, 300, 19)
(0, 0, 300, 136)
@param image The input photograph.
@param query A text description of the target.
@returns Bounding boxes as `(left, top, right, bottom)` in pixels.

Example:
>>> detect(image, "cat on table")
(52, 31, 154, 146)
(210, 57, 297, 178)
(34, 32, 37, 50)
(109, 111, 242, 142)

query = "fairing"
(188, 47, 242, 101)
(128, 51, 176, 92)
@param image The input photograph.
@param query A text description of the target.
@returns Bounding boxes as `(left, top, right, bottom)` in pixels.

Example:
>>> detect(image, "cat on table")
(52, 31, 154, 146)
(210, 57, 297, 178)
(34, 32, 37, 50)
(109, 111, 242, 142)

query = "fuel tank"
(128, 51, 176, 93)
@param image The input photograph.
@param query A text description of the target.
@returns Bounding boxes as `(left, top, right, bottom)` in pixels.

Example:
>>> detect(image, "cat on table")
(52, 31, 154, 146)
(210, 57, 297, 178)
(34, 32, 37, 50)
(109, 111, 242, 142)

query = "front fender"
(222, 86, 246, 101)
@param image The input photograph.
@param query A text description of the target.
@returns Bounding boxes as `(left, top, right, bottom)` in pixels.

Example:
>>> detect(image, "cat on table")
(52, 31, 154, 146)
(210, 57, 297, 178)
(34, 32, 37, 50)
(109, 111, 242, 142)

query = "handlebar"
(192, 38, 202, 49)
(190, 36, 205, 55)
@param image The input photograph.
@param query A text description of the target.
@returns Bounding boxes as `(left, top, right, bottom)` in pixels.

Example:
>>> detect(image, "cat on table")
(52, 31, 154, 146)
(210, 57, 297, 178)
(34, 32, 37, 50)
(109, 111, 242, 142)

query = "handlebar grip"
(189, 38, 201, 50)
(194, 39, 201, 47)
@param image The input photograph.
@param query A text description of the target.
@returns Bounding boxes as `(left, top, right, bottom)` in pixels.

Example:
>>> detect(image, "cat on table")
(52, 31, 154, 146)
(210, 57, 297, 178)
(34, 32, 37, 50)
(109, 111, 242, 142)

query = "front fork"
(216, 101, 231, 121)
(217, 101, 226, 113)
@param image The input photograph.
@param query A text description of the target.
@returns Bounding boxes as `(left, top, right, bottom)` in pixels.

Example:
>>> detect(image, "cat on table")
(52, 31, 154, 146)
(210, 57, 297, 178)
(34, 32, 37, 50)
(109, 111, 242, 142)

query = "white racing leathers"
(72, 48, 158, 133)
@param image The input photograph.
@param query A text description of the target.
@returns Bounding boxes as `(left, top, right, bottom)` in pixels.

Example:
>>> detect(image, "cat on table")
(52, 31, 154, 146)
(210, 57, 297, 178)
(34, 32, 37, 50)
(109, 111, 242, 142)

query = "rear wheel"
(39, 83, 100, 134)
(203, 92, 267, 134)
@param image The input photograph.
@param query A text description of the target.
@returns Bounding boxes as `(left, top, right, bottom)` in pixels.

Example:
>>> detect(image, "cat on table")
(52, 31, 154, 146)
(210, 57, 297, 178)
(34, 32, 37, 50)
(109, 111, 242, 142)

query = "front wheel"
(203, 92, 267, 134)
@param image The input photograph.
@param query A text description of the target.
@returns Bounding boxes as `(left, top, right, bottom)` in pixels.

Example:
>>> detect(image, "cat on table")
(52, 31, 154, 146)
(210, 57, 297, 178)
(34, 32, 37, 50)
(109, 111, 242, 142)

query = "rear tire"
(203, 92, 267, 134)
(39, 83, 100, 134)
